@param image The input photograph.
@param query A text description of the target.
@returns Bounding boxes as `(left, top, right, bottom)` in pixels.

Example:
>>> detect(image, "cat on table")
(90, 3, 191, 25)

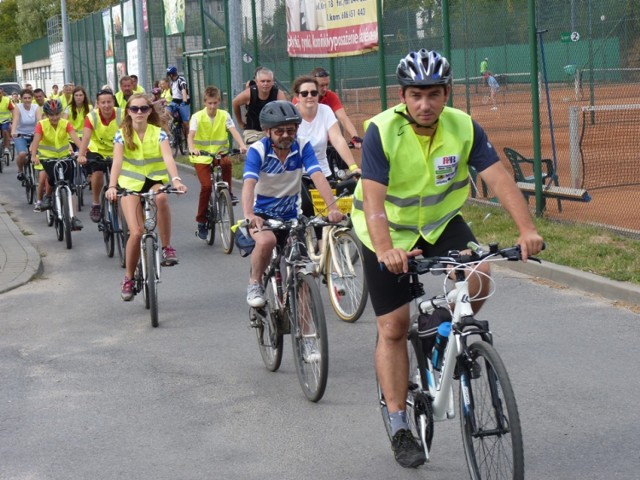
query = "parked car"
(0, 82, 22, 95)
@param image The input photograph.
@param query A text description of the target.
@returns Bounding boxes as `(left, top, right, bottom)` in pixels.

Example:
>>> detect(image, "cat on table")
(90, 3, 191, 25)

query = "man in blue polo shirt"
(242, 100, 342, 307)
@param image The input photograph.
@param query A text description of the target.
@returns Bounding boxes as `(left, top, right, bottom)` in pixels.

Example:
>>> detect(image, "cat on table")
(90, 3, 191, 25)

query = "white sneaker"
(330, 273, 346, 296)
(246, 282, 266, 308)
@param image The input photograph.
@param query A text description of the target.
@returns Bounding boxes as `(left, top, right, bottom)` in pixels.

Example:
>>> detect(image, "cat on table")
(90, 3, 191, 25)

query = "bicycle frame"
(52, 159, 75, 221)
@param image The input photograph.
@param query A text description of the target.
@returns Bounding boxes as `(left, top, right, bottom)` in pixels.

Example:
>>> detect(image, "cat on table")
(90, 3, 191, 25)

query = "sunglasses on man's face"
(299, 90, 319, 98)
(128, 105, 152, 114)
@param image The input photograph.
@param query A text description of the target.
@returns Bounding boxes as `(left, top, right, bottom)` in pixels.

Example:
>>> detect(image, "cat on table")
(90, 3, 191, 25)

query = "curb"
(0, 203, 43, 294)
(498, 260, 640, 306)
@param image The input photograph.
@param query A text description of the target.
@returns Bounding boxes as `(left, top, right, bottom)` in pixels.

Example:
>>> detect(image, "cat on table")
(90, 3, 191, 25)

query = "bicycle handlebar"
(406, 242, 545, 275)
(117, 185, 184, 198)
(191, 148, 241, 159)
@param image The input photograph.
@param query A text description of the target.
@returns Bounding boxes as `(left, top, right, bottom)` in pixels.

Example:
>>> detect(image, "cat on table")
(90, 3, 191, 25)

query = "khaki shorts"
(243, 129, 265, 145)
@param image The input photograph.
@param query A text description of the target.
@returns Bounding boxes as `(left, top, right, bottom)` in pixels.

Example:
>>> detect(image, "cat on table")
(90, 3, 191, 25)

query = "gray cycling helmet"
(397, 49, 452, 87)
(259, 100, 302, 129)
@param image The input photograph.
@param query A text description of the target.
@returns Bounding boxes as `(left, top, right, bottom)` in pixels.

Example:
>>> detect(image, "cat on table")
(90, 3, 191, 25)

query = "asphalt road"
(0, 167, 639, 480)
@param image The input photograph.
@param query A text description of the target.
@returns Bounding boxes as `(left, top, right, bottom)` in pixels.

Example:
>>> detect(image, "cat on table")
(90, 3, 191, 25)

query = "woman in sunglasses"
(292, 75, 360, 219)
(106, 94, 187, 301)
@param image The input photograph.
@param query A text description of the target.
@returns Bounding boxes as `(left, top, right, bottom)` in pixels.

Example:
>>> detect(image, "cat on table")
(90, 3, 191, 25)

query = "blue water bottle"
(431, 321, 452, 371)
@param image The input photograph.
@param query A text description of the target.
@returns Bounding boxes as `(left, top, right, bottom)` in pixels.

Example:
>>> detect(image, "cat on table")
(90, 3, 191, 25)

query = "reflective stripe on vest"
(87, 108, 123, 157)
(117, 124, 169, 191)
(351, 105, 473, 251)
(190, 108, 230, 164)
(0, 97, 11, 123)
(37, 119, 72, 159)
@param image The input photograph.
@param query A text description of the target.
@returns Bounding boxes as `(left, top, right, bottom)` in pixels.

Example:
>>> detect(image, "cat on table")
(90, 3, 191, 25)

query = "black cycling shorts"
(360, 215, 477, 316)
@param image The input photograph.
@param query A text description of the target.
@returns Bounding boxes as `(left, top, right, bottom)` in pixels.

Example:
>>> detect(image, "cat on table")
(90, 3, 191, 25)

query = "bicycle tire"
(459, 341, 524, 480)
(206, 193, 217, 246)
(377, 331, 434, 453)
(255, 272, 283, 371)
(54, 194, 64, 241)
(75, 163, 85, 211)
(291, 272, 328, 402)
(4, 149, 10, 166)
(145, 236, 159, 327)
(217, 188, 234, 254)
(115, 200, 127, 268)
(0, 153, 5, 173)
(326, 230, 368, 322)
(24, 164, 35, 204)
(101, 190, 114, 257)
(61, 190, 72, 249)
(46, 207, 54, 227)
(171, 125, 182, 158)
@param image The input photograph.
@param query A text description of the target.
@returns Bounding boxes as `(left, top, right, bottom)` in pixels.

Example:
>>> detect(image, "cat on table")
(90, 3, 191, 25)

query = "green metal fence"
(65, 0, 640, 238)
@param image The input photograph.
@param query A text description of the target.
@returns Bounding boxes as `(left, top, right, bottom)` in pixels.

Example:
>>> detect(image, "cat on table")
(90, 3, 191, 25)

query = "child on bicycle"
(187, 86, 247, 240)
(29, 99, 83, 230)
(105, 93, 187, 301)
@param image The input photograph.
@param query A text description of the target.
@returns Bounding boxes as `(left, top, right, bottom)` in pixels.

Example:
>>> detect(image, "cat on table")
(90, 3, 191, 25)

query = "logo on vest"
(435, 155, 459, 185)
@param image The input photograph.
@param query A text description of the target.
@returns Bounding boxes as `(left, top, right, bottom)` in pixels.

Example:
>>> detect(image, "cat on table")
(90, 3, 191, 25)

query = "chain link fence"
(67, 0, 640, 238)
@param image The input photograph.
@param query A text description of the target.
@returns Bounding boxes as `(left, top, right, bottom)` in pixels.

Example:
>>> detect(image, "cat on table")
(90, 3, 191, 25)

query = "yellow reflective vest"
(117, 124, 169, 191)
(352, 104, 473, 251)
(189, 108, 230, 164)
(0, 97, 12, 123)
(87, 108, 124, 157)
(66, 104, 93, 138)
(37, 119, 72, 160)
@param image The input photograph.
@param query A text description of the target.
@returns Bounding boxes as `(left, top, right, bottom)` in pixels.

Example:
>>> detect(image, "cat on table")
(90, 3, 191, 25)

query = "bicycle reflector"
(231, 222, 255, 257)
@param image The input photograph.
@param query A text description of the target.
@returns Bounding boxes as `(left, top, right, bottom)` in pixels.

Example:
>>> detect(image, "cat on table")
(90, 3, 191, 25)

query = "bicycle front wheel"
(459, 341, 524, 480)
(326, 230, 368, 322)
(75, 162, 85, 211)
(144, 236, 159, 327)
(217, 188, 234, 254)
(255, 273, 284, 371)
(171, 127, 181, 158)
(291, 272, 328, 402)
(61, 190, 72, 249)
(206, 193, 217, 246)
(24, 164, 35, 204)
(115, 200, 127, 268)
(101, 191, 114, 257)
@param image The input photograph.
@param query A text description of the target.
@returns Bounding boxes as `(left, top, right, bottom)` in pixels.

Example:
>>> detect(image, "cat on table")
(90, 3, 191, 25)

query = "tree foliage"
(0, 0, 20, 79)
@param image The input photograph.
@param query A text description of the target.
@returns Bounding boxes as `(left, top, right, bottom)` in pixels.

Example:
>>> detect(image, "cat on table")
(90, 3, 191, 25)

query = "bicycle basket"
(310, 189, 353, 215)
(232, 224, 255, 257)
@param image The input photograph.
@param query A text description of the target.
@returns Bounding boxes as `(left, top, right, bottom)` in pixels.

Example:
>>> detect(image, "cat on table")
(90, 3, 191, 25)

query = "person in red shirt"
(308, 67, 362, 148)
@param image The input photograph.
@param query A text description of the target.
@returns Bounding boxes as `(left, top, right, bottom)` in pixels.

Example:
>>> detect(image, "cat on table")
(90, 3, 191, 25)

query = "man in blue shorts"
(242, 100, 342, 307)
(166, 65, 190, 138)
(350, 49, 544, 468)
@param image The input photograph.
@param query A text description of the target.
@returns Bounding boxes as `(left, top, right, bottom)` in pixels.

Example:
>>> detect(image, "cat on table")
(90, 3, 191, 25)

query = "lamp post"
(60, 0, 72, 83)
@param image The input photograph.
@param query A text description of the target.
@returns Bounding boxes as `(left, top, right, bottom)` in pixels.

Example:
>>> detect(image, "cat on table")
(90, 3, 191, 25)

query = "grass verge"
(462, 202, 640, 285)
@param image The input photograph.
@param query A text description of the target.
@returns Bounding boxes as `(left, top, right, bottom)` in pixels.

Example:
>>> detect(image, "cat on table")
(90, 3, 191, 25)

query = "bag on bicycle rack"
(418, 307, 452, 355)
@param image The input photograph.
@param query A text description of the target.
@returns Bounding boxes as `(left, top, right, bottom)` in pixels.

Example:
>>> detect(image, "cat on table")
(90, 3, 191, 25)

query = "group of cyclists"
(2, 49, 545, 470)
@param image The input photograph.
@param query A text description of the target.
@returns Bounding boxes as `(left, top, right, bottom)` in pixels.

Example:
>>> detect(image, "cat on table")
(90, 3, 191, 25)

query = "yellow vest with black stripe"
(66, 104, 93, 137)
(189, 108, 230, 164)
(117, 124, 169, 191)
(37, 119, 72, 160)
(87, 108, 123, 157)
(351, 104, 473, 251)
(0, 97, 11, 123)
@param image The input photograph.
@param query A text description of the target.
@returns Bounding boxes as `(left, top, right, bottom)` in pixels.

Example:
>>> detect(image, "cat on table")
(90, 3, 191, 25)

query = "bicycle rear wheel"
(206, 192, 217, 246)
(459, 341, 524, 480)
(254, 272, 284, 371)
(291, 272, 328, 402)
(61, 191, 72, 249)
(144, 236, 159, 327)
(217, 188, 234, 254)
(0, 153, 5, 173)
(377, 331, 434, 455)
(101, 191, 114, 257)
(326, 230, 367, 322)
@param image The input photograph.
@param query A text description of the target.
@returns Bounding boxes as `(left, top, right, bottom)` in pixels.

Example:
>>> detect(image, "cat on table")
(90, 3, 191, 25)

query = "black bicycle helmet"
(259, 100, 302, 129)
(396, 49, 452, 87)
(42, 99, 63, 116)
